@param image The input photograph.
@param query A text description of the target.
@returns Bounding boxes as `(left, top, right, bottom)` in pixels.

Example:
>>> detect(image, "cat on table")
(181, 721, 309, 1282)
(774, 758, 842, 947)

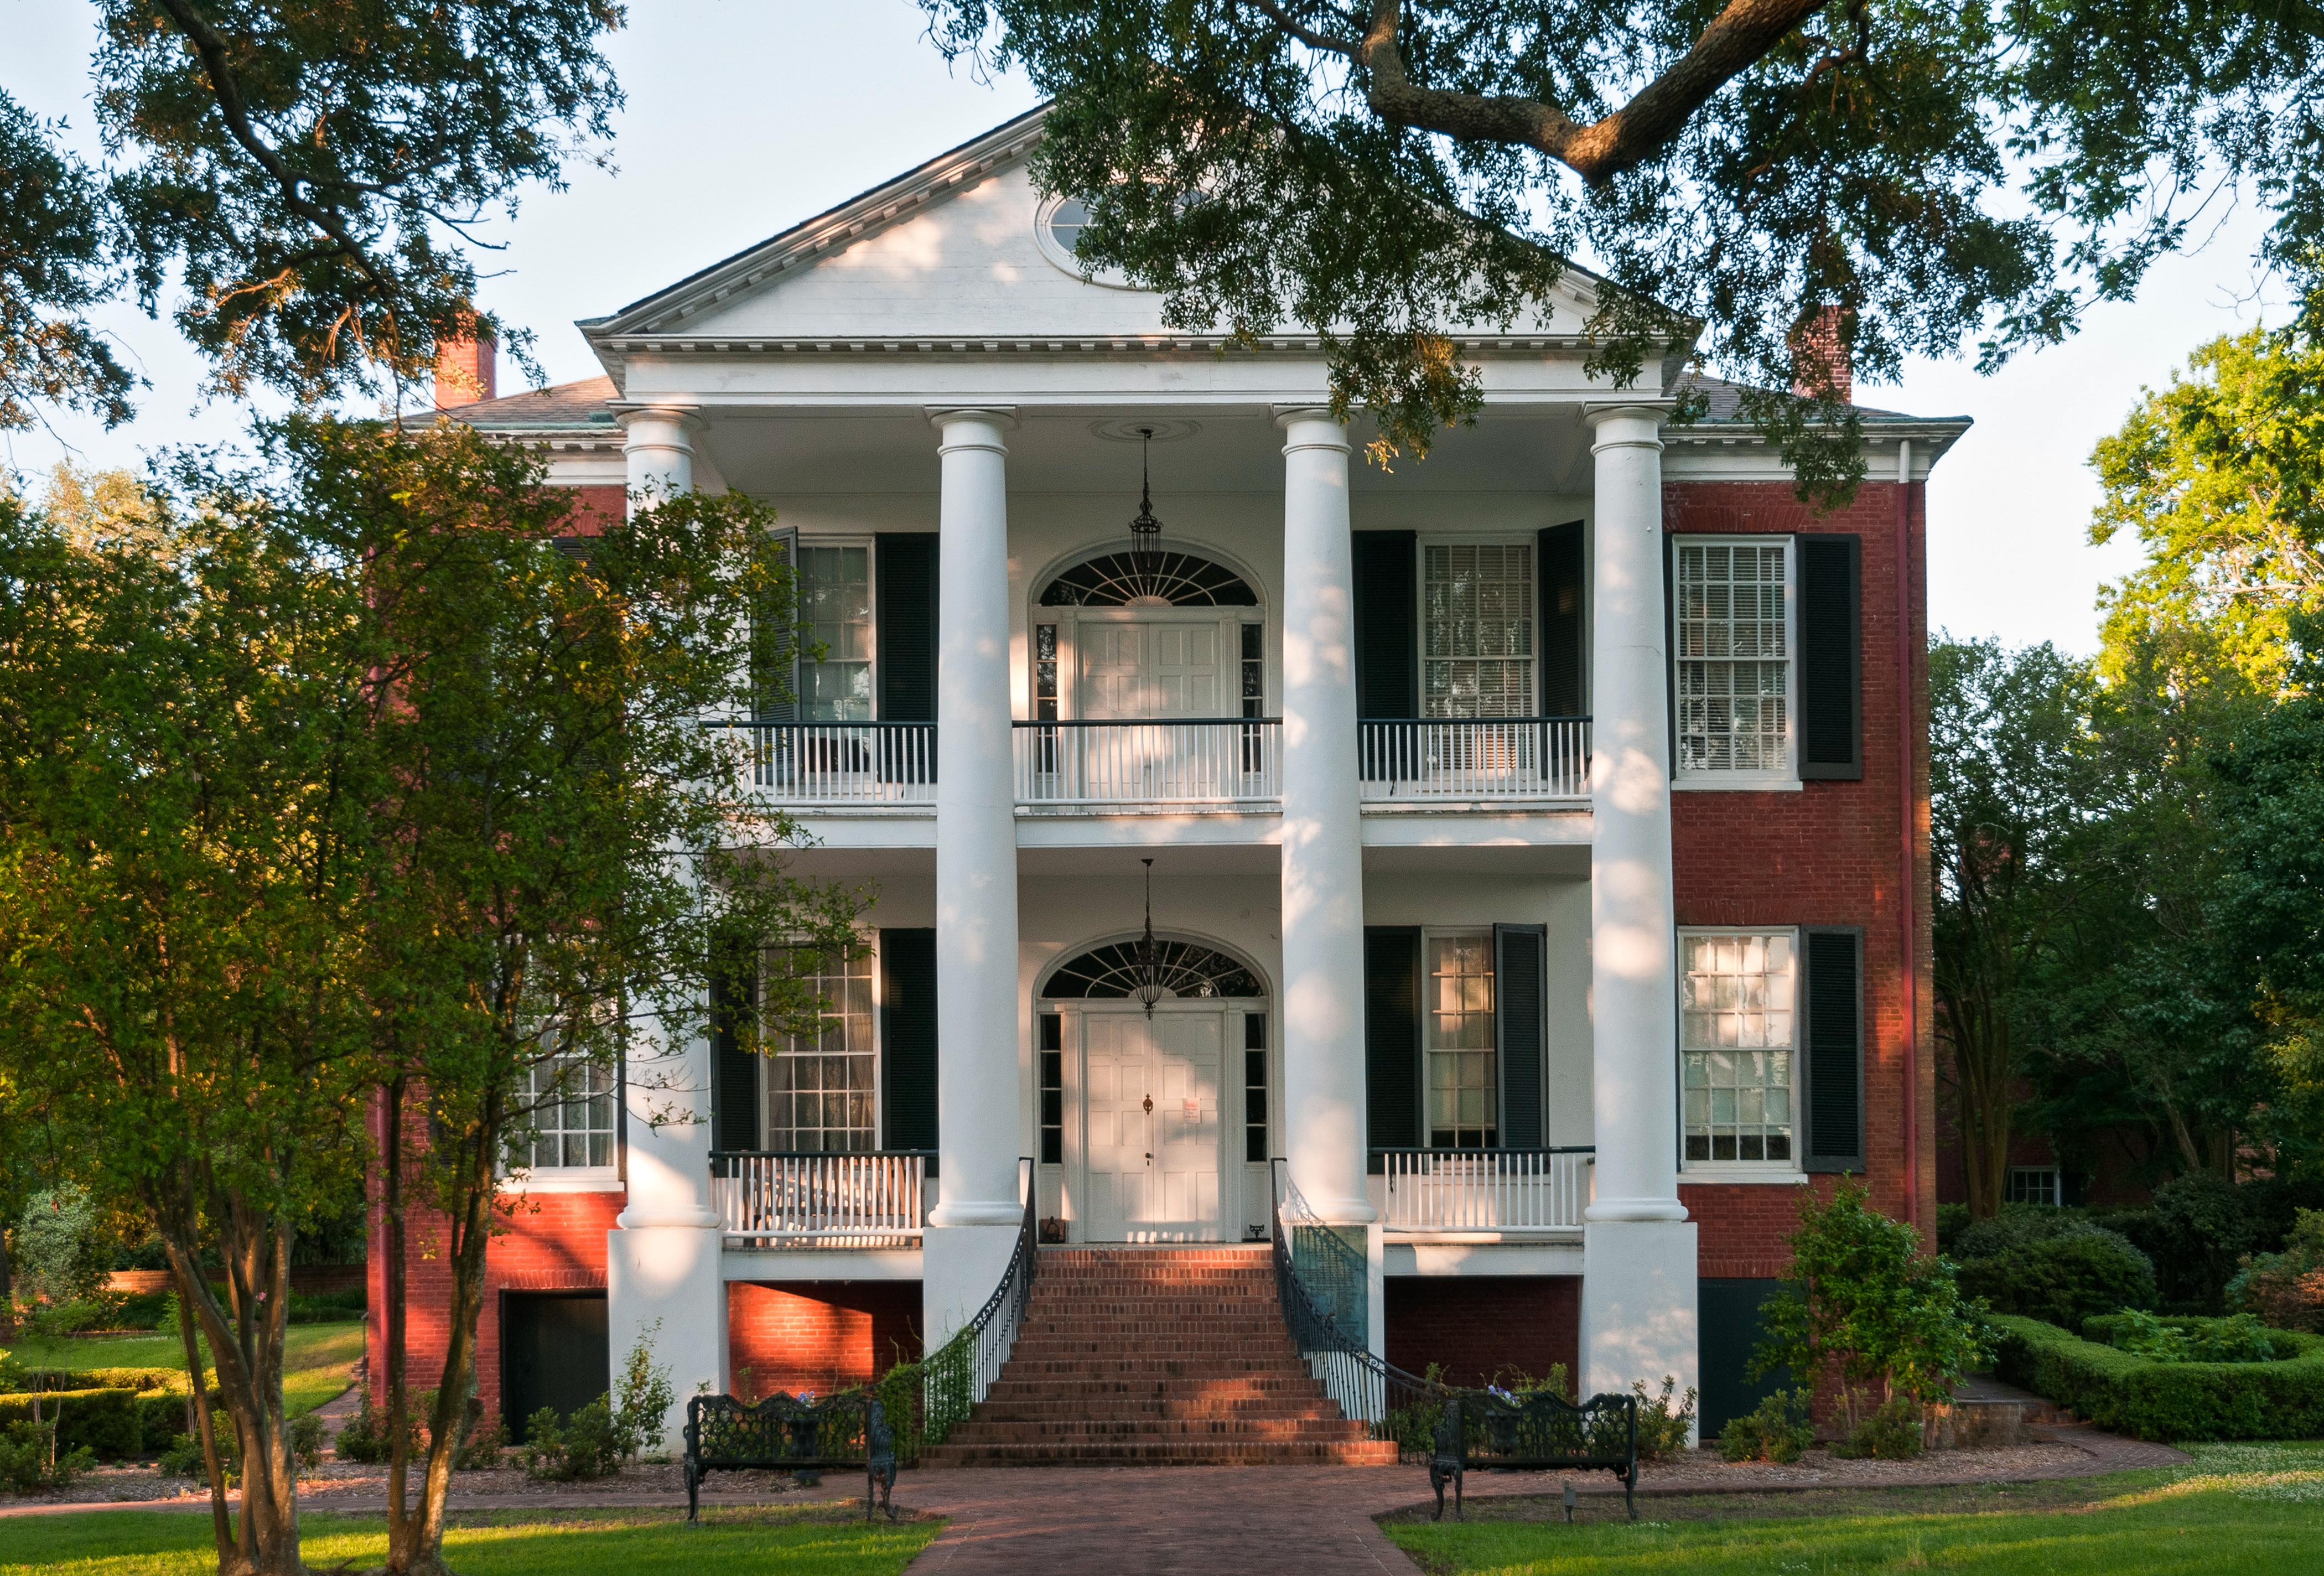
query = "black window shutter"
(750, 526, 799, 723)
(1538, 522, 1585, 717)
(879, 928, 938, 1162)
(876, 534, 939, 722)
(1494, 924, 1547, 1148)
(1352, 532, 1418, 719)
(709, 931, 760, 1152)
(1798, 535, 1863, 779)
(1802, 927, 1865, 1171)
(1363, 927, 1422, 1160)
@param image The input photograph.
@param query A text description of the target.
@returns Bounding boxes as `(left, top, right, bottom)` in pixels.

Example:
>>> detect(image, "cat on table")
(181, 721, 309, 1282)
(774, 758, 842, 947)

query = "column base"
(921, 1223, 1023, 1351)
(606, 1222, 724, 1450)
(1580, 1219, 1699, 1442)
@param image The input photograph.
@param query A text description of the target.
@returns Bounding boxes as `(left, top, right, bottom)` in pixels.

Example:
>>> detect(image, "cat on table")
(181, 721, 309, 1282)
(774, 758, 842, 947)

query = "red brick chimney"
(1789, 305, 1852, 406)
(433, 330, 496, 409)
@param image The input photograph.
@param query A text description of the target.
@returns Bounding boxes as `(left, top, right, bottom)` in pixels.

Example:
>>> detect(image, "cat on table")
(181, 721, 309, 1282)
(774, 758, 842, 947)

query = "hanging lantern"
(1127, 427, 1163, 574)
(1131, 857, 1166, 1017)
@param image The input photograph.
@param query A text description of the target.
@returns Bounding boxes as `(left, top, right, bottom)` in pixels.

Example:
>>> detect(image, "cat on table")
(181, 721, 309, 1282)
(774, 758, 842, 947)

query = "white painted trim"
(500, 1173, 624, 1194)
(1031, 193, 1137, 290)
(1674, 777, 1804, 794)
(1679, 1165, 1810, 1185)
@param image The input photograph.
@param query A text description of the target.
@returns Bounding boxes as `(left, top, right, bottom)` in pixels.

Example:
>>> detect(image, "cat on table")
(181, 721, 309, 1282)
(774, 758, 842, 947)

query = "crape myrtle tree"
(0, 0, 624, 426)
(920, 0, 2324, 500)
(0, 464, 382, 1576)
(313, 422, 861, 1576)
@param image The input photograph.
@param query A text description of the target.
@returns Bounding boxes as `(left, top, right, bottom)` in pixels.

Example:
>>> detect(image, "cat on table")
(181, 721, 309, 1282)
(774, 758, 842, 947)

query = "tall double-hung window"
(763, 943, 877, 1151)
(797, 543, 872, 722)
(1423, 543, 1534, 718)
(1673, 539, 1793, 778)
(513, 1057, 617, 1174)
(1679, 930, 1797, 1165)
(1426, 933, 1498, 1148)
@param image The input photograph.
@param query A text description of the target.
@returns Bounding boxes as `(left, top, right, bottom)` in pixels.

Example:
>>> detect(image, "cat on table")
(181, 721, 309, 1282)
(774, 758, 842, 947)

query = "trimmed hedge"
(0, 1365, 183, 1394)
(1991, 1314, 2324, 1441)
(0, 1387, 142, 1460)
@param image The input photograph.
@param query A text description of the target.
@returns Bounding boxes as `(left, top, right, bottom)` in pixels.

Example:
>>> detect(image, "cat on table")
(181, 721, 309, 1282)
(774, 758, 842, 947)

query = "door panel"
(1080, 624, 1149, 719)
(1147, 1014, 1223, 1241)
(1082, 1014, 1149, 1242)
(501, 1292, 608, 1442)
(1151, 624, 1221, 718)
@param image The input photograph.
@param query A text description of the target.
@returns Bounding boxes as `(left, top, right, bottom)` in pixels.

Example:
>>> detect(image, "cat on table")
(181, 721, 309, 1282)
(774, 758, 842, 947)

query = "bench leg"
(1429, 1463, 1445, 1522)
(1454, 1466, 1463, 1522)
(685, 1460, 699, 1525)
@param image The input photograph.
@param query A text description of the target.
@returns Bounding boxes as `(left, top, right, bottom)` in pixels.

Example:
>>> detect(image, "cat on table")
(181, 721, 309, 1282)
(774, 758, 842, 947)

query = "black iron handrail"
(920, 1157, 1038, 1449)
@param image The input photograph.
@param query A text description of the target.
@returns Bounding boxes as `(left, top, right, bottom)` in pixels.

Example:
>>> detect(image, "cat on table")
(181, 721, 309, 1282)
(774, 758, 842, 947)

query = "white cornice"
(594, 332, 1617, 360)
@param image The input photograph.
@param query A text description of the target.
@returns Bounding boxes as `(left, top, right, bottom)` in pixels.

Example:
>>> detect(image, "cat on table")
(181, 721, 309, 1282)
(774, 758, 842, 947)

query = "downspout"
(1895, 440, 1920, 1232)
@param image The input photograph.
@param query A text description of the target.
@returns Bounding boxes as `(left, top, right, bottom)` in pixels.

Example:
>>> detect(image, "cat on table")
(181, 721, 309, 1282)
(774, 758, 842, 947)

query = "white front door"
(1077, 1008, 1225, 1242)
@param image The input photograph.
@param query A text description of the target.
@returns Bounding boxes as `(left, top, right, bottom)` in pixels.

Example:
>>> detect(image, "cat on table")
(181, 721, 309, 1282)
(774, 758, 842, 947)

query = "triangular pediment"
(585, 105, 1615, 351)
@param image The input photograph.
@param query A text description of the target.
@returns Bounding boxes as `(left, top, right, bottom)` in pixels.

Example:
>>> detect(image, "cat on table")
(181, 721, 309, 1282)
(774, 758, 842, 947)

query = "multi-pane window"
(2007, 1166, 2063, 1206)
(1426, 934, 1497, 1148)
(1423, 543, 1535, 718)
(1039, 1013, 1064, 1165)
(1243, 1013, 1269, 1164)
(764, 943, 876, 1152)
(515, 1057, 616, 1171)
(1674, 540, 1792, 775)
(797, 544, 872, 722)
(1679, 931, 1796, 1164)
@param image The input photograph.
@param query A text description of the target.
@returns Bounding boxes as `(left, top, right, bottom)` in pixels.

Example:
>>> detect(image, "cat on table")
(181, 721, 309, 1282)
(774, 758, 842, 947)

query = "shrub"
(1756, 1183, 1990, 1432)
(1720, 1388, 1814, 1464)
(136, 1392, 191, 1451)
(2090, 1310, 2278, 1363)
(2116, 1174, 2265, 1313)
(155, 1432, 208, 1479)
(455, 1413, 506, 1471)
(0, 1387, 141, 1460)
(1934, 1202, 1971, 1256)
(332, 1385, 417, 1465)
(1830, 1393, 1925, 1460)
(287, 1412, 328, 1474)
(13, 1187, 114, 1309)
(2229, 1208, 2324, 1334)
(520, 1397, 623, 1481)
(27, 1292, 134, 1336)
(112, 1291, 172, 1330)
(611, 1320, 676, 1461)
(1954, 1221, 2158, 1326)
(1626, 1377, 1697, 1463)
(0, 1361, 179, 1395)
(0, 1419, 96, 1492)
(1991, 1314, 2324, 1440)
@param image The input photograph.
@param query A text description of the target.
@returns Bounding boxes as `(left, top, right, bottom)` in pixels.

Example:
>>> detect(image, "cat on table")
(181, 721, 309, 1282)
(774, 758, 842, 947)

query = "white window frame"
(1678, 925, 1807, 1182)
(796, 534, 877, 723)
(1422, 927, 1500, 1150)
(759, 932, 881, 1154)
(501, 1052, 623, 1193)
(2006, 1165, 2063, 1207)
(1419, 536, 1539, 720)
(1672, 535, 1802, 791)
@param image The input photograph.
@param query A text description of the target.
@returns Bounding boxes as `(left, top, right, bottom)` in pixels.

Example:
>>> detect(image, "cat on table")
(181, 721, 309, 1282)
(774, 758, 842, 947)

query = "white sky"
(4, 0, 2291, 656)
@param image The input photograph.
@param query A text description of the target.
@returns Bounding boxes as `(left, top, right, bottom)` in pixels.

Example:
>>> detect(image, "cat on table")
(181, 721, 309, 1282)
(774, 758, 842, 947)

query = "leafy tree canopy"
(922, 1, 2324, 498)
(0, 94, 134, 431)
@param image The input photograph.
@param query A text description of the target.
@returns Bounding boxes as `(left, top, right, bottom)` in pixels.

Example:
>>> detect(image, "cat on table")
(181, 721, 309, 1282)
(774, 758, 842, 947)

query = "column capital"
(1583, 400, 1674, 454)
(1273, 405, 1350, 453)
(610, 403, 704, 434)
(925, 405, 1018, 431)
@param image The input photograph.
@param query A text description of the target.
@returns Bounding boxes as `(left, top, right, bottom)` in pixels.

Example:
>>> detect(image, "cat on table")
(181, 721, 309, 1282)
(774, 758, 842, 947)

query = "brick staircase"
(919, 1244, 1400, 1467)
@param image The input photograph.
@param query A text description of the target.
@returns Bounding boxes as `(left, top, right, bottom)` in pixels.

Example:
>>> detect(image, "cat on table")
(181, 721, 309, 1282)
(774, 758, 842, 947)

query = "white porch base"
(1579, 1219, 1700, 1441)
(922, 1222, 1024, 1350)
(606, 1221, 723, 1450)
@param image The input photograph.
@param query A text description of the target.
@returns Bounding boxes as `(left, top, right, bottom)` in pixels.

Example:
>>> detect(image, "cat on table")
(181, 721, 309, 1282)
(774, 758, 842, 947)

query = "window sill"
(1680, 1166, 1809, 1185)
(1674, 776, 1804, 793)
(499, 1171, 625, 1194)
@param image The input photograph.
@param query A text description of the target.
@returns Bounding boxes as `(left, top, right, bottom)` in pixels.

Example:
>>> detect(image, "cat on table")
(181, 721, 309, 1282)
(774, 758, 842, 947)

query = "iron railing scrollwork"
(919, 1157, 1038, 1449)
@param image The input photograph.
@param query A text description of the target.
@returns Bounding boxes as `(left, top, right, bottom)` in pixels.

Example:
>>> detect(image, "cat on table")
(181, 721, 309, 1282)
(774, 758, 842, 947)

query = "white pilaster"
(616, 407, 698, 514)
(1275, 408, 1374, 1227)
(922, 407, 1024, 1344)
(1579, 401, 1697, 1420)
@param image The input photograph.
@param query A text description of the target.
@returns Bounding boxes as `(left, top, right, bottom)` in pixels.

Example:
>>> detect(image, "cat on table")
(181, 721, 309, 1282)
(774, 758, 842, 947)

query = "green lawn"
(0, 1323, 366, 1417)
(1384, 1443, 2324, 1576)
(0, 1507, 941, 1576)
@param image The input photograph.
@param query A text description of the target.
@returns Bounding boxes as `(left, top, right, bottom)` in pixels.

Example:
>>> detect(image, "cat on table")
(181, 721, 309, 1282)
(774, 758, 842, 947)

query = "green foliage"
(331, 1385, 414, 1466)
(12, 1186, 112, 1310)
(1720, 1387, 1815, 1464)
(1993, 1314, 2324, 1440)
(1829, 1392, 1926, 1459)
(0, 92, 133, 430)
(1626, 1377, 1697, 1463)
(155, 1430, 207, 1479)
(865, 1357, 925, 1466)
(520, 1397, 623, 1481)
(0, 1387, 139, 1460)
(0, 1362, 180, 1396)
(1935, 1202, 1972, 1256)
(0, 1417, 95, 1492)
(1952, 1215, 2159, 1327)
(2094, 1311, 2280, 1365)
(287, 1411, 327, 1474)
(455, 1413, 507, 1472)
(612, 1320, 677, 1460)
(2230, 1209, 2324, 1333)
(1755, 1183, 1990, 1421)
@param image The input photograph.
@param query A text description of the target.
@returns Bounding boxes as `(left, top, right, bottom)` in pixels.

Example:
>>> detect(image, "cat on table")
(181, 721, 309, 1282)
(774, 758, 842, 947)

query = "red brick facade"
(1665, 478, 1938, 1277)
(366, 1188, 621, 1422)
(1384, 1277, 1579, 1390)
(727, 1282, 924, 1400)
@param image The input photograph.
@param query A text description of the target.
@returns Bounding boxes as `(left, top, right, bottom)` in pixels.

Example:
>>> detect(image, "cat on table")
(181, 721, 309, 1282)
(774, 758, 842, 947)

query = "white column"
(606, 403, 721, 1439)
(922, 408, 1025, 1345)
(1579, 401, 1697, 1422)
(616, 407, 698, 515)
(1275, 408, 1373, 1227)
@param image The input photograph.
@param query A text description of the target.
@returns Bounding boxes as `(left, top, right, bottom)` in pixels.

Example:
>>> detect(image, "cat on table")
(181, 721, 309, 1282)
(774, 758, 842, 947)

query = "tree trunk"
(381, 1078, 416, 1573)
(173, 1266, 238, 1572)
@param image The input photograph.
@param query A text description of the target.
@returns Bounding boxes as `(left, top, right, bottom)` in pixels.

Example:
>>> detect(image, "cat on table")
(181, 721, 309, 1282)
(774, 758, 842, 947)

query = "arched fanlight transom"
(1041, 939, 1265, 1002)
(1039, 549, 1258, 608)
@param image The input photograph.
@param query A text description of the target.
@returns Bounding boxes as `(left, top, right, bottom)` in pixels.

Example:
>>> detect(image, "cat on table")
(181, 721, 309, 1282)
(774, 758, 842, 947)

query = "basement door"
(1079, 1006, 1225, 1242)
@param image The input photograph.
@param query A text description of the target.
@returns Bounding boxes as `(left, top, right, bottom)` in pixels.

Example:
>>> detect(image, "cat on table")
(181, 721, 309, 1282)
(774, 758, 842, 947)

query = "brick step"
(1005, 1339, 1300, 1357)
(994, 1357, 1316, 1379)
(945, 1422, 1377, 1449)
(920, 1439, 1401, 1468)
(982, 1373, 1326, 1398)
(969, 1402, 1349, 1423)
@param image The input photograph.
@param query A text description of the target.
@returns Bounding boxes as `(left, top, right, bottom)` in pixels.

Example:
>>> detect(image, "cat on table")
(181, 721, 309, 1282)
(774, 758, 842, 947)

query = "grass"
(1383, 1442, 2324, 1575)
(0, 1505, 944, 1576)
(0, 1323, 366, 1417)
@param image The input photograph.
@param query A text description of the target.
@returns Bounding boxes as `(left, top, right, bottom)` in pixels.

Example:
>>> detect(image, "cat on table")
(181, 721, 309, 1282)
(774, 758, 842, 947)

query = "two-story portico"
(374, 105, 1960, 1454)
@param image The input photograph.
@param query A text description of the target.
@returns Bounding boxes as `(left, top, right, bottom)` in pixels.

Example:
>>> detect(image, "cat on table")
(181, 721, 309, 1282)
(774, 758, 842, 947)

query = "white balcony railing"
(1374, 1147, 1594, 1232)
(710, 1150, 931, 1247)
(737, 723, 936, 806)
(1358, 717, 1591, 801)
(1014, 719, 1280, 806)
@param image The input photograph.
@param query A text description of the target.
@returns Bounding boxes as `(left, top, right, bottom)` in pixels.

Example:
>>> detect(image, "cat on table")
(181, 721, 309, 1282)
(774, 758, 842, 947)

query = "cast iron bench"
(1428, 1390, 1638, 1521)
(683, 1391, 898, 1522)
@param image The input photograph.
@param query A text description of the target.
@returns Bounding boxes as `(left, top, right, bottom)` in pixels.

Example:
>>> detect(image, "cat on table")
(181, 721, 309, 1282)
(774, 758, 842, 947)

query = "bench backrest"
(684, 1392, 892, 1466)
(1448, 1390, 1637, 1469)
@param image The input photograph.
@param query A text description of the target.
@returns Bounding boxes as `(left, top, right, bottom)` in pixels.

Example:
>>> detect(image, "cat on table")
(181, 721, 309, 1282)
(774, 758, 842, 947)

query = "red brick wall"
(567, 485, 624, 535)
(1384, 1277, 1580, 1389)
(367, 1188, 621, 1423)
(727, 1283, 924, 1400)
(1665, 478, 1937, 1276)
